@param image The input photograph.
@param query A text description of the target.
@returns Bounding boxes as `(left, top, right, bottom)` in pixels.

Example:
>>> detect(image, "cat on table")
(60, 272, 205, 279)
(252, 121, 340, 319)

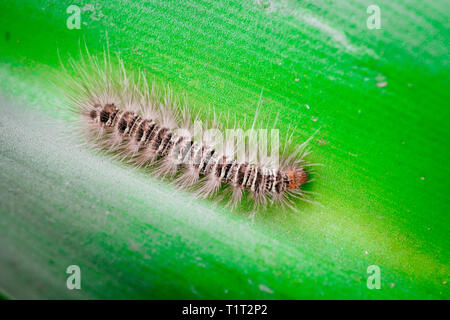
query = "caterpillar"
(59, 48, 315, 213)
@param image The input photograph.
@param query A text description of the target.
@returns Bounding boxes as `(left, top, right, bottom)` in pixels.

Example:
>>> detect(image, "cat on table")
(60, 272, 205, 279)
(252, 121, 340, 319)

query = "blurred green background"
(0, 0, 448, 299)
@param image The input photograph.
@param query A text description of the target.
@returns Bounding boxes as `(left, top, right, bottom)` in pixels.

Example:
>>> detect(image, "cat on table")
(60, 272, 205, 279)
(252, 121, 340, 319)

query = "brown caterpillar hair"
(59, 48, 317, 213)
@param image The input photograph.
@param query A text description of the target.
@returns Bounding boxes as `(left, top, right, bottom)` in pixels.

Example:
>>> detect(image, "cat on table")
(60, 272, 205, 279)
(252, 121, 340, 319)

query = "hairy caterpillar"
(59, 48, 315, 213)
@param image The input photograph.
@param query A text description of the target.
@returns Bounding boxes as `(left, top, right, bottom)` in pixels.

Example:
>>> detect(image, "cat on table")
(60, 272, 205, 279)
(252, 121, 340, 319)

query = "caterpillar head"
(286, 168, 308, 189)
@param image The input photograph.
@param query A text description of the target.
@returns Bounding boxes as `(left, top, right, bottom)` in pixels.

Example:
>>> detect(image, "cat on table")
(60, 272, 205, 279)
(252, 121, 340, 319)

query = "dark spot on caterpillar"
(90, 110, 97, 119)
(109, 110, 120, 126)
(118, 119, 127, 133)
(265, 171, 274, 191)
(128, 115, 139, 132)
(275, 171, 282, 194)
(137, 127, 144, 141)
(101, 103, 117, 126)
(224, 162, 233, 180)
(215, 156, 227, 178)
(254, 168, 262, 192)
(159, 132, 173, 156)
(136, 120, 151, 142)
(215, 162, 224, 178)
(128, 116, 141, 137)
(237, 163, 247, 186)
(153, 128, 168, 149)
(275, 182, 281, 193)
(163, 136, 175, 156)
(201, 149, 215, 172)
(117, 111, 135, 133)
(100, 110, 110, 123)
(244, 166, 254, 188)
(145, 123, 158, 143)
